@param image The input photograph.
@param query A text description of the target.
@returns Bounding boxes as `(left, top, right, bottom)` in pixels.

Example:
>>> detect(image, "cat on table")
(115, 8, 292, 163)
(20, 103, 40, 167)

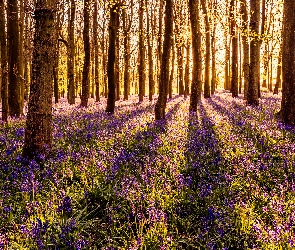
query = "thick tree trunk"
(201, 0, 211, 98)
(247, 0, 260, 106)
(189, 0, 202, 112)
(106, 5, 119, 113)
(0, 0, 8, 122)
(23, 3, 56, 158)
(7, 0, 21, 117)
(81, 0, 90, 107)
(281, 0, 295, 125)
(154, 0, 173, 120)
(68, 0, 75, 104)
(230, 0, 238, 97)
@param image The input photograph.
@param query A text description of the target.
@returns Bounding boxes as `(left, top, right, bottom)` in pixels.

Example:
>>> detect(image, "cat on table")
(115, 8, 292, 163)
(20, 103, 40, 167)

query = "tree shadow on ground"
(176, 100, 256, 249)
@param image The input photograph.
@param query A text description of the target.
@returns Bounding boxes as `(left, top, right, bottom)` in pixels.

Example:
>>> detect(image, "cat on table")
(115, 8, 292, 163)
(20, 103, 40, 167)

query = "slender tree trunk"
(106, 4, 119, 113)
(68, 0, 76, 104)
(230, 0, 238, 97)
(19, 0, 25, 113)
(154, 0, 173, 120)
(169, 36, 175, 98)
(7, 0, 21, 117)
(147, 0, 154, 101)
(274, 45, 282, 94)
(138, 0, 146, 102)
(123, 6, 131, 100)
(157, 0, 164, 94)
(201, 0, 211, 98)
(185, 40, 190, 97)
(211, 0, 217, 95)
(81, 0, 90, 107)
(240, 0, 250, 99)
(93, 0, 100, 102)
(23, 2, 56, 158)
(115, 13, 120, 101)
(177, 45, 184, 96)
(247, 0, 260, 106)
(0, 0, 8, 122)
(189, 0, 202, 112)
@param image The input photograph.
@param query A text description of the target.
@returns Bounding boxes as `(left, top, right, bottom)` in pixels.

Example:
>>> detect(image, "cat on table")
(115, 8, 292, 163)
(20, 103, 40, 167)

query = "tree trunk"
(147, 0, 154, 101)
(23, 2, 56, 158)
(68, 0, 76, 104)
(169, 36, 175, 98)
(201, 0, 211, 98)
(7, 0, 21, 117)
(281, 0, 295, 125)
(240, 0, 250, 99)
(247, 0, 260, 106)
(138, 0, 145, 102)
(154, 0, 173, 120)
(0, 0, 8, 122)
(19, 0, 25, 113)
(274, 45, 282, 95)
(93, 0, 100, 102)
(230, 0, 238, 97)
(115, 13, 120, 101)
(123, 6, 131, 101)
(185, 39, 190, 97)
(106, 4, 119, 113)
(211, 0, 217, 95)
(189, 0, 202, 112)
(81, 0, 90, 107)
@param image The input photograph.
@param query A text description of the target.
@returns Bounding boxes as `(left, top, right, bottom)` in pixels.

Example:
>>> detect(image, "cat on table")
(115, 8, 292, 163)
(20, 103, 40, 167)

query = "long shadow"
(52, 96, 183, 159)
(81, 97, 186, 248)
(177, 100, 256, 249)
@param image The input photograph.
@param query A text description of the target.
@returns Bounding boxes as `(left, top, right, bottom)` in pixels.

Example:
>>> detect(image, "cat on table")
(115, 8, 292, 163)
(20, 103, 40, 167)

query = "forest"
(0, 0, 295, 249)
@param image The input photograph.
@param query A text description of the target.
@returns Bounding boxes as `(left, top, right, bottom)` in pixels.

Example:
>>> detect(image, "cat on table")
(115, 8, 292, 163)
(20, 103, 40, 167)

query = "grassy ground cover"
(0, 91, 294, 249)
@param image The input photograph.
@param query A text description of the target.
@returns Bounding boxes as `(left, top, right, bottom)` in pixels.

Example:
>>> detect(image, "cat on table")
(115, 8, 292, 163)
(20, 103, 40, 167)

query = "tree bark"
(281, 0, 295, 125)
(230, 0, 238, 97)
(0, 0, 8, 122)
(23, 2, 56, 158)
(138, 0, 146, 102)
(211, 0, 217, 95)
(81, 0, 90, 107)
(68, 0, 76, 104)
(247, 0, 259, 106)
(7, 0, 21, 117)
(240, 0, 250, 99)
(93, 0, 100, 102)
(201, 0, 211, 98)
(154, 0, 173, 120)
(274, 45, 282, 95)
(147, 0, 154, 101)
(185, 39, 190, 97)
(123, 6, 131, 100)
(189, 0, 202, 112)
(106, 4, 119, 113)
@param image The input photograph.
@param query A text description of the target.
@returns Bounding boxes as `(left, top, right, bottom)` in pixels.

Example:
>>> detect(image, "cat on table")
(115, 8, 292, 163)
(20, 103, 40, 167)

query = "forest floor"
(0, 90, 295, 250)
